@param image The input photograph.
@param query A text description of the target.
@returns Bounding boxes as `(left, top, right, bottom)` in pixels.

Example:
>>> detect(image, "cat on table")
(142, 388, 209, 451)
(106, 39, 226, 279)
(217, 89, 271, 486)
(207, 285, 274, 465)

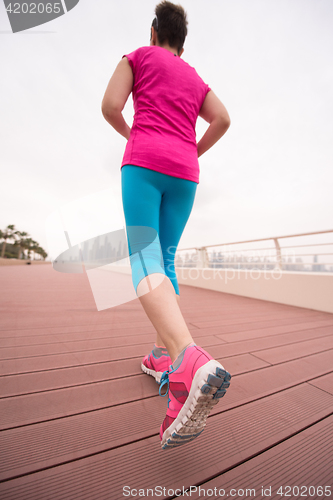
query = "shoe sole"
(160, 360, 231, 450)
(141, 362, 163, 383)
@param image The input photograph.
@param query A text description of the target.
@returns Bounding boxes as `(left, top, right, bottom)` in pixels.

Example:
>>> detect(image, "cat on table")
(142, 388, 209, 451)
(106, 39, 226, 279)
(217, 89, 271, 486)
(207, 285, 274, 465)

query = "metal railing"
(175, 229, 333, 273)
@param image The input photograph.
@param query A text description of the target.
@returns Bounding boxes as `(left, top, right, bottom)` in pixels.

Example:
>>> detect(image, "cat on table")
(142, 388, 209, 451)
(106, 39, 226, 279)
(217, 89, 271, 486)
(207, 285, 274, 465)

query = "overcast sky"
(1, 0, 332, 261)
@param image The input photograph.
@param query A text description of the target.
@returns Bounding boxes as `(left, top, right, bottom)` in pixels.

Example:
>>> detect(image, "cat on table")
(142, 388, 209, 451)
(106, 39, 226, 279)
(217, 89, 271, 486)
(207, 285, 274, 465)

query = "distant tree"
(0, 225, 17, 258)
(25, 238, 35, 260)
(26, 239, 46, 260)
(30, 240, 40, 260)
(13, 231, 30, 260)
(1, 225, 48, 260)
(35, 246, 48, 260)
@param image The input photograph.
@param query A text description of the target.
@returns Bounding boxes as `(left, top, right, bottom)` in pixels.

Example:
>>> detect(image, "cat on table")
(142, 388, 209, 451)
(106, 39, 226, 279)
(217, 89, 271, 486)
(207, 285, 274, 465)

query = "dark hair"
(151, 1, 188, 54)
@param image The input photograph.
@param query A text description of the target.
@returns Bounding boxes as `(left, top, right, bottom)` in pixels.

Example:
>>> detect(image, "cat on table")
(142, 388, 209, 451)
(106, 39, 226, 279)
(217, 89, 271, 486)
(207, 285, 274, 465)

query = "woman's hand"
(102, 109, 131, 140)
(197, 90, 231, 157)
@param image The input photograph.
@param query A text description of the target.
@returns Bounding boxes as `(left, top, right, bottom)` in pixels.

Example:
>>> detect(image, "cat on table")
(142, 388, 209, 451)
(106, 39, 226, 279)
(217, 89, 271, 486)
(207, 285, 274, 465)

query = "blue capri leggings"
(121, 165, 198, 296)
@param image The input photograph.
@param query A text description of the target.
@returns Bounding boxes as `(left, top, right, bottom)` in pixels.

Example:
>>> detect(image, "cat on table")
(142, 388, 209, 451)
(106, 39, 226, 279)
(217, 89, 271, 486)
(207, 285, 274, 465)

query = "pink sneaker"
(159, 344, 231, 449)
(141, 347, 172, 383)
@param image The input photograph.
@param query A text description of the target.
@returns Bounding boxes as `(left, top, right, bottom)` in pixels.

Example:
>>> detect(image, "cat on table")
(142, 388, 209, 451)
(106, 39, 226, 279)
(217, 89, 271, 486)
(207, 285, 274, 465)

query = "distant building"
(312, 255, 324, 272)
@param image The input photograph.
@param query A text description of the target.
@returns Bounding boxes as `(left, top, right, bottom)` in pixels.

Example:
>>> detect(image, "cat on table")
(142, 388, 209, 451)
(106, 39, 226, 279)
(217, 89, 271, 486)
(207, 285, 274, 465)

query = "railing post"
(273, 238, 282, 270)
(197, 247, 208, 268)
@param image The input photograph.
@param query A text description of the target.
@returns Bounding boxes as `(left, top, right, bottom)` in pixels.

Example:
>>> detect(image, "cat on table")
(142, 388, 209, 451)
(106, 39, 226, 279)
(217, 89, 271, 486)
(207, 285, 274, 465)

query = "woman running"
(102, 0, 231, 449)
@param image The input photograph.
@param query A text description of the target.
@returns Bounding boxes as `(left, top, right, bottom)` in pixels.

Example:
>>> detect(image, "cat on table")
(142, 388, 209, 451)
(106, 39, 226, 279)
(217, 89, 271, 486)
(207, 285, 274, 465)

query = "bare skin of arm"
(197, 90, 231, 158)
(101, 57, 133, 140)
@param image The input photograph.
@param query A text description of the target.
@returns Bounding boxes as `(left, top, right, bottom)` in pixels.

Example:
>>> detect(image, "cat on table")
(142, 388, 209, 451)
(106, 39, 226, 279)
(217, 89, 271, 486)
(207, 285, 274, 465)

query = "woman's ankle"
(169, 340, 195, 365)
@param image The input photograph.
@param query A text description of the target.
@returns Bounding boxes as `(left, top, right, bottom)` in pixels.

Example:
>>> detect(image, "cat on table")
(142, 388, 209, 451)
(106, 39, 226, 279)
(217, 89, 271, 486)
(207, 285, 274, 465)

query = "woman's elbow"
(226, 116, 231, 130)
(223, 110, 231, 129)
(101, 100, 119, 119)
(217, 113, 231, 131)
(101, 100, 109, 119)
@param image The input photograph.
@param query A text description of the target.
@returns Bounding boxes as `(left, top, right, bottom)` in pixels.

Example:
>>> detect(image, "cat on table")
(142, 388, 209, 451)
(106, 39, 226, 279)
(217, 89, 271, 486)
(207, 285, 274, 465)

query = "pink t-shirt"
(121, 45, 211, 184)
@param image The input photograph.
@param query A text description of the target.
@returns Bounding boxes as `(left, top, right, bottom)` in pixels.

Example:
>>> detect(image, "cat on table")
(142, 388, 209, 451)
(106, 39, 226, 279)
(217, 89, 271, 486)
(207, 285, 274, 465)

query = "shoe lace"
(159, 366, 176, 397)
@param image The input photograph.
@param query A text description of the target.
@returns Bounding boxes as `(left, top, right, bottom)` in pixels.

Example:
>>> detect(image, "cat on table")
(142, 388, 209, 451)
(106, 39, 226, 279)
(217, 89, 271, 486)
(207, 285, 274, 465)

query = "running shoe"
(141, 346, 171, 383)
(159, 343, 231, 449)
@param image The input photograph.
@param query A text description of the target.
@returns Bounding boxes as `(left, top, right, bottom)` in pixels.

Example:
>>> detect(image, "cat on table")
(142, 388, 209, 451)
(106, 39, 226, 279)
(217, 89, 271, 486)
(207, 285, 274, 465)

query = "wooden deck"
(0, 264, 332, 499)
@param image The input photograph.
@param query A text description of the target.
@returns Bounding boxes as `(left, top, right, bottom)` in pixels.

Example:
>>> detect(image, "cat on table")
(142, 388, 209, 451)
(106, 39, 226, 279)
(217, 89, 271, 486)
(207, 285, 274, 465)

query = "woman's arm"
(197, 90, 231, 158)
(101, 57, 133, 140)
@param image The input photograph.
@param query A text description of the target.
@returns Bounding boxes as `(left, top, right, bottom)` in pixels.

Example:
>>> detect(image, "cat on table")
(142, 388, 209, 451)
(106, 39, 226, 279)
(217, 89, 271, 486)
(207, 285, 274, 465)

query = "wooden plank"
(218, 319, 333, 343)
(0, 372, 158, 430)
(0, 311, 327, 346)
(184, 415, 333, 499)
(0, 396, 167, 481)
(2, 317, 330, 367)
(218, 350, 333, 412)
(0, 384, 332, 496)
(190, 312, 332, 330)
(0, 343, 153, 376)
(214, 325, 333, 357)
(0, 339, 156, 360)
(1, 350, 331, 431)
(0, 334, 224, 360)
(308, 373, 333, 396)
(0, 353, 268, 398)
(2, 322, 332, 378)
(253, 335, 333, 364)
(0, 324, 149, 340)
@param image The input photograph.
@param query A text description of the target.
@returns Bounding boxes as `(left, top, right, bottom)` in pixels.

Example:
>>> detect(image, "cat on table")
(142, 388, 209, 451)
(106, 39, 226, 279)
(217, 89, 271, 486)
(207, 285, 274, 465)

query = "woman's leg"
(155, 290, 180, 348)
(137, 274, 193, 362)
(136, 172, 198, 362)
(121, 165, 197, 363)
